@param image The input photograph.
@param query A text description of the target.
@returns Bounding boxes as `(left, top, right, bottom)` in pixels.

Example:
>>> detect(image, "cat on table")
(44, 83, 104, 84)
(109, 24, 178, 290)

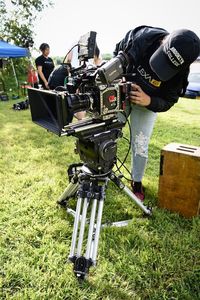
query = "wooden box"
(158, 143, 200, 218)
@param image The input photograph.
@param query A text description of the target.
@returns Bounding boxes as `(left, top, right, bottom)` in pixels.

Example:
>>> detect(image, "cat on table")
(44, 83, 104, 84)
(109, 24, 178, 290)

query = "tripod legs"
(66, 179, 106, 279)
(76, 197, 89, 257)
(85, 198, 97, 260)
(58, 166, 152, 280)
(110, 172, 152, 216)
(57, 181, 79, 206)
(57, 163, 83, 206)
(91, 195, 104, 264)
(69, 196, 83, 258)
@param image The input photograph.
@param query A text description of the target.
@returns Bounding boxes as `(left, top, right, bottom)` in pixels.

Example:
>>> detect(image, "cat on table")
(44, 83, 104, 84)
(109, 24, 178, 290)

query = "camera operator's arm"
(145, 95, 177, 112)
(37, 66, 49, 89)
(129, 83, 180, 112)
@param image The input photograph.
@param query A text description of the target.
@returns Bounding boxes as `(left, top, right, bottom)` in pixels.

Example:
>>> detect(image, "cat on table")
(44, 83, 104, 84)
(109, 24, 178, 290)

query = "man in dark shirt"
(115, 26, 200, 200)
(35, 43, 54, 89)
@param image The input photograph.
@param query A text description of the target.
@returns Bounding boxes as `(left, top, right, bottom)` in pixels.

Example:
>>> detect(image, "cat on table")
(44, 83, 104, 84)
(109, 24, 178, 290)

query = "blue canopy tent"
(0, 40, 29, 88)
(0, 40, 29, 58)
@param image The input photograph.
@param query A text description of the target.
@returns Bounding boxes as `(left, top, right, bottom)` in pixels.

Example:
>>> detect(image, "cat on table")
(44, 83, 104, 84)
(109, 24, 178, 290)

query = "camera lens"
(67, 93, 91, 113)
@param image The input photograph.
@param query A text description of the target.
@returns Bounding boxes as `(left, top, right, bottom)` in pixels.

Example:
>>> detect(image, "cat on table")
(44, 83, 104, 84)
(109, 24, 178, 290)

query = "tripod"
(57, 119, 152, 280)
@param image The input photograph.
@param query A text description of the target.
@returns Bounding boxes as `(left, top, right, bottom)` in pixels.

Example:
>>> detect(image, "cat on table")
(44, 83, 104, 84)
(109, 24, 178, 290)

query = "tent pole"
(10, 58, 19, 88)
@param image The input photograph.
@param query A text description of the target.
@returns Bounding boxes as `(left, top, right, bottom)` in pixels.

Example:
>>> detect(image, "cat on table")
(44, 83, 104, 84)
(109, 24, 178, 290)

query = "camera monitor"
(78, 31, 97, 61)
(28, 88, 73, 136)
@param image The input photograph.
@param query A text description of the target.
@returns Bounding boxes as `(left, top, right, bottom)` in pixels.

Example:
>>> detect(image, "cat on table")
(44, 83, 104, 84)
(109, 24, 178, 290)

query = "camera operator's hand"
(45, 82, 50, 90)
(129, 84, 151, 106)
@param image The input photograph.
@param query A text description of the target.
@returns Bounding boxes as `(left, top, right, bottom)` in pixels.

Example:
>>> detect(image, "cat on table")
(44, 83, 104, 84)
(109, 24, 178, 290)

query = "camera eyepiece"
(98, 51, 129, 85)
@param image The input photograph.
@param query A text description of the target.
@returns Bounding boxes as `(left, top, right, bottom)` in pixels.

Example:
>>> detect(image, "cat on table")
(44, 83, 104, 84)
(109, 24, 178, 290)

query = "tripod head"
(63, 117, 125, 174)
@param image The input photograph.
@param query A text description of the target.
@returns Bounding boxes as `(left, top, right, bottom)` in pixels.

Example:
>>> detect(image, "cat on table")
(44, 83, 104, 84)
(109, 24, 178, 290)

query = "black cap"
(149, 29, 200, 81)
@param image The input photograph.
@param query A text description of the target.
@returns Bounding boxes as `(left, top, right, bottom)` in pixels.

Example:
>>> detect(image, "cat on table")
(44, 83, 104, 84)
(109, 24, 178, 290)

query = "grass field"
(0, 98, 200, 300)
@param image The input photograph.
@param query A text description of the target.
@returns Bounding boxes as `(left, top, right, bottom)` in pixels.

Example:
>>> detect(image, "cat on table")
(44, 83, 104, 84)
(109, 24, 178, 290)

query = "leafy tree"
(0, 0, 53, 47)
(0, 1, 6, 35)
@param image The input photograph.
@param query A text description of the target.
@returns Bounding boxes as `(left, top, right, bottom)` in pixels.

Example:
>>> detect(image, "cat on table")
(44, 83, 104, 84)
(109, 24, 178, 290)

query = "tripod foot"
(70, 256, 93, 280)
(57, 198, 68, 207)
(142, 202, 153, 217)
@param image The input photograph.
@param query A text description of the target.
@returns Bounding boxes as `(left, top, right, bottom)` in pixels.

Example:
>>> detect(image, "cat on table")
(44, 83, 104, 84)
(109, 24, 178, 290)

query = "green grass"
(0, 98, 200, 300)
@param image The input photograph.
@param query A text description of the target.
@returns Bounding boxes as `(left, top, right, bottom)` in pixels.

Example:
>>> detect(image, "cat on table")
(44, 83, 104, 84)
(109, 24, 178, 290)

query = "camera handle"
(57, 164, 152, 280)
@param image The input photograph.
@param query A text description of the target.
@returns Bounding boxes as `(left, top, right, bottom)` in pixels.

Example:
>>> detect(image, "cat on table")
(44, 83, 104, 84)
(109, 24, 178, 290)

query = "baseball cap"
(149, 29, 200, 81)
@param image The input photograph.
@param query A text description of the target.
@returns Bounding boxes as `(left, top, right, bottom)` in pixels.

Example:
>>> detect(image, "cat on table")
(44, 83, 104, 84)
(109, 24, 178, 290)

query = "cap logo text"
(166, 47, 184, 67)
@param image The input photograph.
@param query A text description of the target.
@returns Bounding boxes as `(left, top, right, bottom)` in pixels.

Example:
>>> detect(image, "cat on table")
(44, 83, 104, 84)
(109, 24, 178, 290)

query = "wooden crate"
(158, 143, 200, 218)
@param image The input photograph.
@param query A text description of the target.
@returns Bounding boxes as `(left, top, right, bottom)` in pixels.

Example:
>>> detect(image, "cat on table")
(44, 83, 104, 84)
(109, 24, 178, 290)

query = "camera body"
(28, 75, 124, 136)
(66, 64, 122, 120)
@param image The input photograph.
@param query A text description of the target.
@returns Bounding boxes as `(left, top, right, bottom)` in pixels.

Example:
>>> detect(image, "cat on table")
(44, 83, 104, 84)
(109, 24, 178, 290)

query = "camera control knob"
(99, 140, 117, 161)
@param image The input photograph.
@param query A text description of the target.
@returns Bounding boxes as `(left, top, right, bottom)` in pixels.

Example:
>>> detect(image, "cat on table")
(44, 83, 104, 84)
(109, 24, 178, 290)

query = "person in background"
(87, 44, 102, 67)
(35, 43, 54, 89)
(93, 45, 101, 66)
(27, 65, 38, 88)
(48, 63, 71, 90)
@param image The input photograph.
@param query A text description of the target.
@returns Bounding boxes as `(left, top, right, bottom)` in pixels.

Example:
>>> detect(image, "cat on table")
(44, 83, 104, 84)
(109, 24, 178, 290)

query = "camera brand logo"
(108, 95, 116, 102)
(109, 70, 118, 77)
(137, 66, 161, 87)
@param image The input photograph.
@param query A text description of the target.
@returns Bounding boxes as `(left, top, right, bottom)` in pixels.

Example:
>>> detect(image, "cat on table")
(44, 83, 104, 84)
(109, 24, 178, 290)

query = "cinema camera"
(28, 31, 152, 280)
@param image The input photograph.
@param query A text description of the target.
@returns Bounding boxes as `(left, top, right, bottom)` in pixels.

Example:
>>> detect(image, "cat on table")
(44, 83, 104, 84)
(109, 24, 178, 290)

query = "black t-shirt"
(35, 55, 54, 85)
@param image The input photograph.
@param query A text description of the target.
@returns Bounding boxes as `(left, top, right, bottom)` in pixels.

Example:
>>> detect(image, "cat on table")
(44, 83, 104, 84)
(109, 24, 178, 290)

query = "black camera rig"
(28, 31, 152, 280)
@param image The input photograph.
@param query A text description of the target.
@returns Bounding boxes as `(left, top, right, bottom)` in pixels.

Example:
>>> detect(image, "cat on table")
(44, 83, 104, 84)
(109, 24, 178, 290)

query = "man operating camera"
(114, 26, 200, 200)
